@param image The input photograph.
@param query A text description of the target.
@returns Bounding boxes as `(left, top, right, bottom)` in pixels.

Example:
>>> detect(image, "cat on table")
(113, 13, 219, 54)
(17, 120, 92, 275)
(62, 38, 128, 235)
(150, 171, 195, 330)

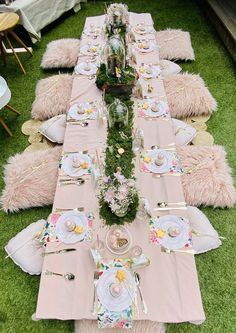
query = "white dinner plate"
(153, 215, 190, 250)
(142, 149, 172, 174)
(80, 44, 101, 56)
(61, 153, 91, 177)
(56, 211, 88, 244)
(74, 62, 98, 76)
(135, 40, 157, 53)
(140, 100, 169, 118)
(67, 102, 97, 121)
(134, 25, 154, 35)
(97, 267, 136, 312)
(138, 64, 161, 79)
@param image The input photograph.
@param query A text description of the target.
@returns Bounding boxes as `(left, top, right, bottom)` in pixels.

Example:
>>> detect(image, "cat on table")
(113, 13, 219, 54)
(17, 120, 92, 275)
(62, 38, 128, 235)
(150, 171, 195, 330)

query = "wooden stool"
(0, 104, 20, 136)
(0, 12, 33, 74)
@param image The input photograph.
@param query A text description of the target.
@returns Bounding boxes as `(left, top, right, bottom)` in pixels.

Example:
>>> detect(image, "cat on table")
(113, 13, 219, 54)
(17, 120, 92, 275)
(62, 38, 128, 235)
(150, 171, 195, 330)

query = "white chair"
(0, 75, 20, 136)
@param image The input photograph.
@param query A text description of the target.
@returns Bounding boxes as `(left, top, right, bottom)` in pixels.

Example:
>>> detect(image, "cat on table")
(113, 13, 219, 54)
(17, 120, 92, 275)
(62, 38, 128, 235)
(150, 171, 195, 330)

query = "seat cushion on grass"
(177, 145, 236, 208)
(164, 73, 217, 118)
(75, 320, 166, 333)
(156, 29, 195, 61)
(0, 146, 62, 213)
(160, 59, 182, 77)
(41, 38, 80, 69)
(31, 74, 73, 120)
(172, 118, 196, 145)
(5, 219, 46, 275)
(187, 206, 222, 254)
(39, 114, 66, 144)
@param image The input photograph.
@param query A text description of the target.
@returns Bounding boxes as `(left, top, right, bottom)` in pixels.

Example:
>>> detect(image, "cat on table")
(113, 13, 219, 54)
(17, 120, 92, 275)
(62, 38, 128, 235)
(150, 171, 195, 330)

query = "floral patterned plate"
(97, 267, 136, 312)
(67, 102, 98, 121)
(149, 215, 192, 250)
(140, 149, 182, 174)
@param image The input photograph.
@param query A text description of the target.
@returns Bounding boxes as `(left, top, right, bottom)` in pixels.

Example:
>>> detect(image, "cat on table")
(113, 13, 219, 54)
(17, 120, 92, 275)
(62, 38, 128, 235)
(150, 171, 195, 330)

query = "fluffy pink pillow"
(1, 147, 62, 212)
(177, 145, 236, 208)
(164, 73, 217, 118)
(31, 74, 73, 120)
(41, 38, 80, 69)
(156, 29, 195, 61)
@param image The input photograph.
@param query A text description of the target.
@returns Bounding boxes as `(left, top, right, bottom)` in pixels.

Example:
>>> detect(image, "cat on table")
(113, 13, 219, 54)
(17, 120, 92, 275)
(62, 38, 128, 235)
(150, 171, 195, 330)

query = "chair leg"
(0, 116, 13, 136)
(4, 32, 26, 74)
(9, 30, 33, 56)
(0, 36, 7, 66)
(5, 104, 21, 116)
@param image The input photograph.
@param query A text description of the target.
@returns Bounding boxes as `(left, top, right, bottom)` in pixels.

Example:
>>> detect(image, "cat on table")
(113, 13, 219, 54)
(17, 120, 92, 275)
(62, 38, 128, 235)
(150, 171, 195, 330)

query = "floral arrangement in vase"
(99, 171, 138, 224)
(106, 3, 129, 33)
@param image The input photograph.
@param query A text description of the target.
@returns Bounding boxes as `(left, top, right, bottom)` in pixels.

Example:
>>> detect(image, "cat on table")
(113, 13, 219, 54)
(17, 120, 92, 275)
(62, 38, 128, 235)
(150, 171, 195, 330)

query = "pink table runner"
(36, 12, 205, 325)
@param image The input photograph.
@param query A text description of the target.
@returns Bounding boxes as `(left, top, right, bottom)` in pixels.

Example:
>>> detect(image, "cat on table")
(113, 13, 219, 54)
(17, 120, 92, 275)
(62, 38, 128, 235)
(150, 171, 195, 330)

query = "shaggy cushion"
(172, 118, 196, 145)
(5, 220, 46, 275)
(164, 73, 217, 118)
(156, 29, 195, 61)
(177, 145, 236, 208)
(75, 320, 166, 333)
(41, 38, 80, 69)
(187, 206, 222, 254)
(31, 74, 73, 121)
(39, 114, 66, 144)
(160, 59, 182, 77)
(1, 146, 62, 213)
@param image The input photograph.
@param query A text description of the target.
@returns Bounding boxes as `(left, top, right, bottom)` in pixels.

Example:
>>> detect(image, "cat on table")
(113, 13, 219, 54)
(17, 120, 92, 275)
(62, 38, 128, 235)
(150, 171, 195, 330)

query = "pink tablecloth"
(36, 12, 205, 325)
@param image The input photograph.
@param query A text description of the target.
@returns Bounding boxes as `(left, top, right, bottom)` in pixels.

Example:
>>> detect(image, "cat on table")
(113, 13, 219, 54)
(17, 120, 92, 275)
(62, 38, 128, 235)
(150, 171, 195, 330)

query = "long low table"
(36, 12, 205, 326)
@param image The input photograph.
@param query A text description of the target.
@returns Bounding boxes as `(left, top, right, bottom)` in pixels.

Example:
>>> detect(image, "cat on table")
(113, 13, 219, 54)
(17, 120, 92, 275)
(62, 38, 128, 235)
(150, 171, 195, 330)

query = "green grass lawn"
(0, 0, 235, 332)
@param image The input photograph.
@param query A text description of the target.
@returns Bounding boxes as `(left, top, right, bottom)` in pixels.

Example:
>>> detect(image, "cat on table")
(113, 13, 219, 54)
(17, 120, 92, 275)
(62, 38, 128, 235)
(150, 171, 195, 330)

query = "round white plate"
(138, 65, 161, 79)
(56, 211, 88, 244)
(135, 40, 157, 53)
(83, 26, 101, 36)
(141, 100, 169, 118)
(153, 215, 190, 250)
(143, 149, 172, 174)
(80, 44, 100, 55)
(134, 25, 154, 35)
(97, 267, 136, 312)
(68, 103, 97, 121)
(74, 62, 98, 76)
(61, 153, 91, 177)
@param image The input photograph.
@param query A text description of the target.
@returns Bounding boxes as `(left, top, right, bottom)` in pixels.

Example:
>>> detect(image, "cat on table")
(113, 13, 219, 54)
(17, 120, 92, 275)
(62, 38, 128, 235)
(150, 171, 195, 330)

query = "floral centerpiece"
(99, 171, 138, 225)
(106, 3, 129, 34)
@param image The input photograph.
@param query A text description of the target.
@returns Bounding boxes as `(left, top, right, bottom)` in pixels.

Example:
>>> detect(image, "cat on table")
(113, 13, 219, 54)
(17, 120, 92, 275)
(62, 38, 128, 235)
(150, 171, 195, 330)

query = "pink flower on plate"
(172, 159, 178, 166)
(88, 218, 93, 228)
(116, 320, 127, 328)
(51, 214, 60, 226)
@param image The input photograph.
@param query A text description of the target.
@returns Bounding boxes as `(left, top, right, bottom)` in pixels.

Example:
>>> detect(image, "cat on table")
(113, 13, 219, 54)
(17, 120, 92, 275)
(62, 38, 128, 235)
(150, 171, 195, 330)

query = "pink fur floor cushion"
(164, 73, 217, 118)
(75, 320, 166, 333)
(187, 206, 222, 254)
(1, 146, 62, 213)
(156, 29, 195, 61)
(5, 219, 46, 275)
(41, 38, 80, 69)
(177, 145, 236, 208)
(31, 74, 73, 120)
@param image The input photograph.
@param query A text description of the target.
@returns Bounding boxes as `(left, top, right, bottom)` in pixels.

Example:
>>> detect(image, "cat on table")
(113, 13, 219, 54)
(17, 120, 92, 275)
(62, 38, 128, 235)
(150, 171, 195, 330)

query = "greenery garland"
(99, 92, 139, 225)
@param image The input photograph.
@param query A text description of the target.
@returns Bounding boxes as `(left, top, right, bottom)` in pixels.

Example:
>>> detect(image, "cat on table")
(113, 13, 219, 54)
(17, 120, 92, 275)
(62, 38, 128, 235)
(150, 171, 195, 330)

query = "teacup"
(65, 220, 76, 232)
(154, 152, 165, 166)
(151, 102, 159, 112)
(109, 282, 123, 297)
(72, 156, 81, 168)
(168, 226, 181, 238)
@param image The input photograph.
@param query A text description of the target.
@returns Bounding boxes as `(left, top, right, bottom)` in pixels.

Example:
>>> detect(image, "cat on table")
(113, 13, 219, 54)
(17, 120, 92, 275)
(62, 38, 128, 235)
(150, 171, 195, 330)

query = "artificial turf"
(0, 0, 235, 332)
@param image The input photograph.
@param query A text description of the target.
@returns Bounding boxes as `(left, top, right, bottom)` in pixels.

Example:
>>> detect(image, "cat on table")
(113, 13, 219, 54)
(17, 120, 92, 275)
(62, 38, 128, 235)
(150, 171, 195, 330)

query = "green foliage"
(99, 92, 139, 225)
(95, 63, 136, 89)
